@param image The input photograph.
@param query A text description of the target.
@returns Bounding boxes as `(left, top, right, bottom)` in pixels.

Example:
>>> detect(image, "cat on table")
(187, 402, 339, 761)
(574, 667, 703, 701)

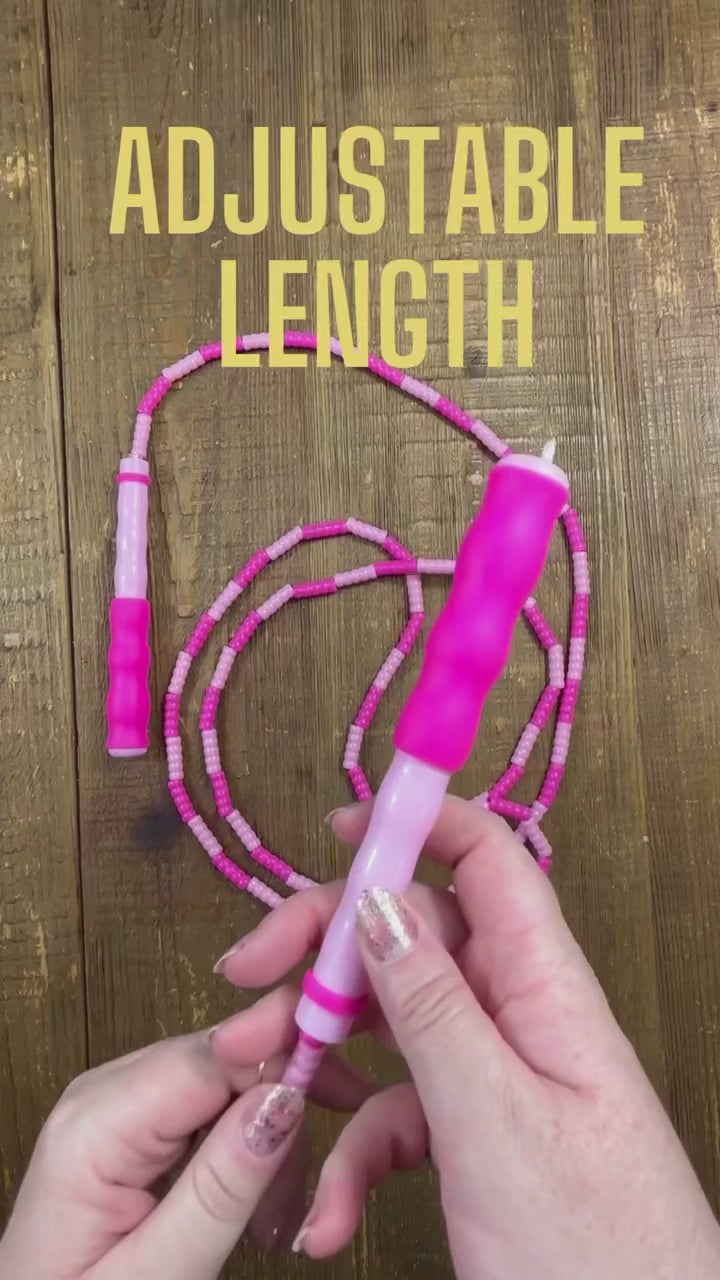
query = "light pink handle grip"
(106, 598, 151, 756)
(394, 456, 569, 772)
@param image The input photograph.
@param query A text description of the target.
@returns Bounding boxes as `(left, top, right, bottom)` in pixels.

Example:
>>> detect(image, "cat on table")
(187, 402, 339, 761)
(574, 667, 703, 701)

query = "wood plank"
(0, 0, 86, 1221)
(46, 0, 720, 1272)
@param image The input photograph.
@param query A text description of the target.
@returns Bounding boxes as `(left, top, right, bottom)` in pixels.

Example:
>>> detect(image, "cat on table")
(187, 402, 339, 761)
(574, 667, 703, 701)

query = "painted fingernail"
(356, 887, 418, 963)
(243, 1086, 304, 1158)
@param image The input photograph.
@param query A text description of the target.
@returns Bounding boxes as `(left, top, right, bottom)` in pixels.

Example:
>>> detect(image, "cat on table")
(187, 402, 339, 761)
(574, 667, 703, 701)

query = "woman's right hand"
(213, 797, 720, 1279)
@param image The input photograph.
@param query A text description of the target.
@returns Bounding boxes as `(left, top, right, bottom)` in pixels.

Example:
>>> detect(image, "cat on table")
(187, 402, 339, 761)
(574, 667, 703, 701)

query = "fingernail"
(323, 807, 342, 827)
(243, 1086, 304, 1158)
(212, 940, 243, 975)
(291, 1210, 317, 1255)
(356, 887, 418, 963)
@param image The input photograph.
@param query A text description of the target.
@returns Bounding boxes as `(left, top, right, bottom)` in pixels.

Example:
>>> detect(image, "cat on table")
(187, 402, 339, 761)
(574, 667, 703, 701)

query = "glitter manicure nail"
(356, 887, 419, 963)
(243, 1086, 304, 1158)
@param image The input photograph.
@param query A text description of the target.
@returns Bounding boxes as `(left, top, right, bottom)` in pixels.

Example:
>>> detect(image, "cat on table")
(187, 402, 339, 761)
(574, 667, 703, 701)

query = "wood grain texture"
(0, 0, 718, 1270)
(0, 0, 86, 1221)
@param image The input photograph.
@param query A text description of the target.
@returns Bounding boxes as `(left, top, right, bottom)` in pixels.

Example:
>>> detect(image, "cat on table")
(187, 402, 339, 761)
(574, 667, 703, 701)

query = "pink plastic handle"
(106, 598, 151, 756)
(394, 456, 569, 772)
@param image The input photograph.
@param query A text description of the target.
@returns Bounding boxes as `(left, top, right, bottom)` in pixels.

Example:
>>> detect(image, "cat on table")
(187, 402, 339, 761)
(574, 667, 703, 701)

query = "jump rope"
(107, 331, 589, 1090)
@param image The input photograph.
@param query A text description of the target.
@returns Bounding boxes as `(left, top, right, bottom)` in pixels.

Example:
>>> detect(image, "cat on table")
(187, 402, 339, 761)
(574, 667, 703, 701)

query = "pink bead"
(168, 779, 196, 823)
(488, 762, 524, 799)
(227, 809, 261, 851)
(185, 612, 216, 658)
(347, 765, 372, 800)
(284, 330, 317, 350)
(571, 593, 590, 637)
(234, 548, 270, 587)
(563, 507, 586, 553)
(397, 613, 424, 654)
(247, 876, 284, 909)
(168, 651, 192, 695)
(375, 559, 417, 577)
(212, 852, 251, 890)
(210, 770, 233, 817)
(200, 340, 223, 361)
(367, 353, 404, 385)
(343, 725, 364, 768)
(354, 684, 383, 729)
(335, 565, 376, 587)
(131, 413, 152, 458)
(531, 684, 560, 728)
(406, 575, 424, 614)
(163, 692, 180, 736)
(257, 585, 292, 620)
(400, 374, 441, 406)
(491, 797, 532, 822)
(346, 517, 387, 544)
(468, 417, 506, 458)
(573, 551, 590, 594)
(417, 557, 455, 575)
(548, 644, 565, 688)
(512, 721, 540, 767)
(137, 375, 170, 414)
(163, 350, 205, 382)
(568, 636, 585, 680)
(434, 397, 475, 434)
(266, 526, 303, 560)
(211, 645, 236, 689)
(229, 612, 261, 652)
(551, 721, 572, 766)
(303, 521, 347, 539)
(293, 579, 337, 598)
(558, 678, 581, 724)
(538, 763, 565, 808)
(374, 647, 405, 691)
(253, 846, 292, 883)
(383, 534, 409, 558)
(209, 579, 242, 621)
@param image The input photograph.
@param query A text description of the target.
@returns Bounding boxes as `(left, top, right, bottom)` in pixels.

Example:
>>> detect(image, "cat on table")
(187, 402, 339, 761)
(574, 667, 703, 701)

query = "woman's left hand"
(0, 992, 369, 1279)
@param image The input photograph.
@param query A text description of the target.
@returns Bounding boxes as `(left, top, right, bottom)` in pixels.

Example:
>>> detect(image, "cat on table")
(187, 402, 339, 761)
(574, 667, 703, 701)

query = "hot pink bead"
(397, 614, 424, 654)
(212, 852, 251, 890)
(538, 763, 565, 808)
(254, 846, 292, 883)
(383, 534, 409, 558)
(284, 330, 317, 350)
(293, 579, 337, 598)
(558, 678, 581, 723)
(200, 340, 223, 362)
(163, 693, 180, 736)
(491, 797, 532, 822)
(137, 375, 170, 415)
(563, 507, 586, 553)
(185, 612, 216, 658)
(531, 684, 560, 728)
(303, 521, 347, 539)
(488, 763, 524, 800)
(375, 558, 417, 577)
(434, 397, 475, 433)
(235, 549, 270, 587)
(230, 612, 261, 652)
(168, 780, 196, 823)
(571, 593, 590, 636)
(367, 353, 404, 385)
(210, 770, 233, 817)
(347, 765, 372, 800)
(355, 684, 383, 729)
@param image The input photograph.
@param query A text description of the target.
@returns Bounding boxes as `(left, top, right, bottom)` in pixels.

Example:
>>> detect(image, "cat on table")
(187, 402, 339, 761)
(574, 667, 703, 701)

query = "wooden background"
(2, 0, 720, 1275)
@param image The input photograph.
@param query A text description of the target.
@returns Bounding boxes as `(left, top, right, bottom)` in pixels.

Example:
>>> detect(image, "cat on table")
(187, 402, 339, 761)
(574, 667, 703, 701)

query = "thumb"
(356, 888, 519, 1136)
(106, 1084, 304, 1280)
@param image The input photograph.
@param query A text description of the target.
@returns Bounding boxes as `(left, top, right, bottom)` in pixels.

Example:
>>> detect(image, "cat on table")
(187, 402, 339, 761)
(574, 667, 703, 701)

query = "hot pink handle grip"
(106, 597, 151, 756)
(394, 458, 568, 772)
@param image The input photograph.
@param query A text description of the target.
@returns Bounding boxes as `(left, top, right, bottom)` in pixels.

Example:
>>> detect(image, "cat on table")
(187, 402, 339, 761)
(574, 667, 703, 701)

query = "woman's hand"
(214, 797, 720, 1279)
(0, 1002, 369, 1278)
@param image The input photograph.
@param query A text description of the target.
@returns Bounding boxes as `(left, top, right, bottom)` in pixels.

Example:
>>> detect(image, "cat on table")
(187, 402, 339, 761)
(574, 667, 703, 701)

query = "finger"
(248, 1123, 311, 1252)
(106, 1085, 305, 1280)
(211, 992, 376, 1113)
(336, 798, 626, 1086)
(293, 1084, 427, 1259)
(216, 879, 466, 988)
(355, 888, 526, 1148)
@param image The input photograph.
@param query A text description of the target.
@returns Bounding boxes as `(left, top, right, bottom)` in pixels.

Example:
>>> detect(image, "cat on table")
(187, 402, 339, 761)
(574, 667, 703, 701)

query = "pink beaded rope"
(130, 331, 588, 908)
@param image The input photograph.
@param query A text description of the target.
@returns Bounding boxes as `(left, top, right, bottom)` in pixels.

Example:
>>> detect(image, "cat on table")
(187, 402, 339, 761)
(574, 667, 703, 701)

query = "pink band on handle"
(302, 970, 369, 1017)
(116, 472, 151, 486)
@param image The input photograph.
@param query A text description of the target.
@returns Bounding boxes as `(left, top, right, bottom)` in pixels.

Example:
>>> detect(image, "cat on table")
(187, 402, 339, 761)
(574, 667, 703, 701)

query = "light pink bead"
(162, 350, 205, 382)
(406, 575, 424, 614)
(549, 644, 565, 688)
(266, 525, 303, 560)
(165, 736, 183, 780)
(468, 417, 506, 458)
(572, 551, 590, 594)
(288, 871, 317, 891)
(227, 809, 261, 851)
(374, 647, 405, 691)
(209, 579, 242, 621)
(242, 332, 269, 350)
(168, 651, 192, 695)
(417, 557, 455, 575)
(248, 877, 284, 909)
(343, 725, 364, 768)
(211, 646, 236, 690)
(335, 565, 377, 587)
(400, 374, 441, 406)
(346, 517, 387, 544)
(568, 637, 585, 680)
(512, 721, 540, 766)
(188, 814, 223, 859)
(257, 584, 292, 620)
(131, 413, 152, 458)
(551, 721, 572, 766)
(202, 729, 220, 773)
